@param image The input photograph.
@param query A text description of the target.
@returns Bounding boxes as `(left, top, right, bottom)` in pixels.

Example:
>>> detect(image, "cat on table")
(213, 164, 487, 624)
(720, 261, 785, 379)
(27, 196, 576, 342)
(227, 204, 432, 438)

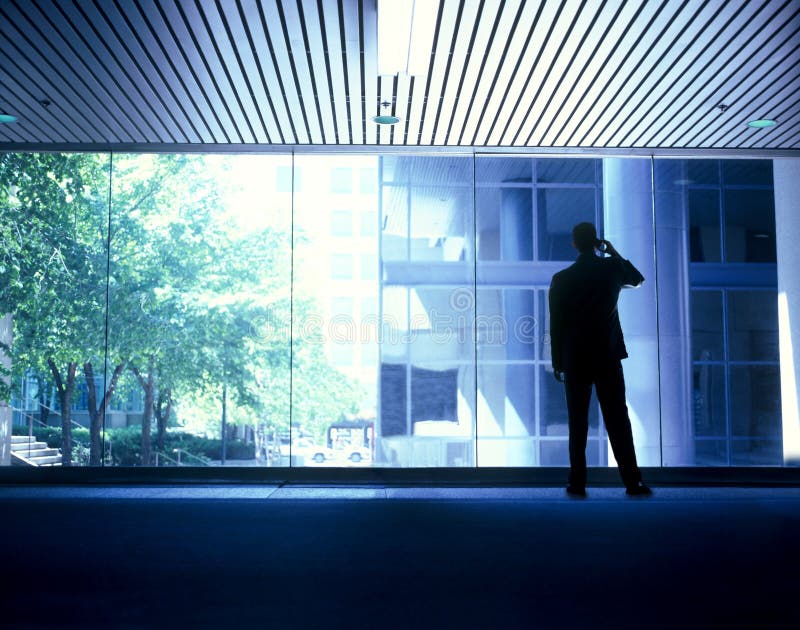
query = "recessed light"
(753, 233, 770, 239)
(0, 113, 18, 123)
(747, 119, 776, 128)
(373, 114, 400, 125)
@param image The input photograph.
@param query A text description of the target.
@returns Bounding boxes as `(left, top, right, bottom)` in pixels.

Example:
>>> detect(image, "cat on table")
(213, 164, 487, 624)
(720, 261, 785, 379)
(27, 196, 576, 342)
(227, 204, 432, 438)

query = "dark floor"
(1, 486, 799, 629)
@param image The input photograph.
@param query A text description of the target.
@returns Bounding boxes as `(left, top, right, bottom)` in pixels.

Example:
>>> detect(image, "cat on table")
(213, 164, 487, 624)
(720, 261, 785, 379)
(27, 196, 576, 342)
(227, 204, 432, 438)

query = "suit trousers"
(564, 360, 642, 489)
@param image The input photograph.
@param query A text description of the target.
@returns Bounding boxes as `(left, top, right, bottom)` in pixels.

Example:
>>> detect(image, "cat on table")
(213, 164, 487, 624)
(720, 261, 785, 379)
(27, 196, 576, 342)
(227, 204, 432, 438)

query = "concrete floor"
(1, 486, 799, 629)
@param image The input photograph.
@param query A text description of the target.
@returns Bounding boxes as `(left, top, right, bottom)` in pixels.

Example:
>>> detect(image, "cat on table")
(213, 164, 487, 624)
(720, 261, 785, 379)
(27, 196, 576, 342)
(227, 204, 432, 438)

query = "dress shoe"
(625, 482, 653, 497)
(566, 485, 587, 498)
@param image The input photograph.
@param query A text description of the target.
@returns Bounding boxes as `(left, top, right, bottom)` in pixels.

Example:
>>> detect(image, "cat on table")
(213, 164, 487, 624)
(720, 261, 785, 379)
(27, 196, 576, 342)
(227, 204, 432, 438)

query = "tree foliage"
(1, 152, 364, 464)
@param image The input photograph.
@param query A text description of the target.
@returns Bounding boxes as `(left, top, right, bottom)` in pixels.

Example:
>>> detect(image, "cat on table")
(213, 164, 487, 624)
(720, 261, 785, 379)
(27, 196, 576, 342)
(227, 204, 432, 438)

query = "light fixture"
(377, 0, 439, 76)
(0, 113, 17, 123)
(748, 119, 777, 128)
(372, 101, 400, 126)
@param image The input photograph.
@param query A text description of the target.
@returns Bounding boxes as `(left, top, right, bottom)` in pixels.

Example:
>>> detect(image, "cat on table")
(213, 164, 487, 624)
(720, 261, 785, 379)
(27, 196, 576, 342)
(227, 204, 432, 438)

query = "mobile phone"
(596, 239, 607, 252)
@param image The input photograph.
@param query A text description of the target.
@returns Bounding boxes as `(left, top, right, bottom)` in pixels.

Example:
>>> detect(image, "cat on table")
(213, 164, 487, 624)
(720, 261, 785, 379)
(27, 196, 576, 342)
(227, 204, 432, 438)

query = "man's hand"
(598, 239, 621, 258)
(554, 370, 565, 383)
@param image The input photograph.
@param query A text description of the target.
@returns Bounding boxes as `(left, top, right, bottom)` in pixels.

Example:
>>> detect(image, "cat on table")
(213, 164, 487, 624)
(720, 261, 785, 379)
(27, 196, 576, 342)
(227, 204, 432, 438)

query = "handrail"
(170, 448, 210, 466)
(10, 404, 112, 464)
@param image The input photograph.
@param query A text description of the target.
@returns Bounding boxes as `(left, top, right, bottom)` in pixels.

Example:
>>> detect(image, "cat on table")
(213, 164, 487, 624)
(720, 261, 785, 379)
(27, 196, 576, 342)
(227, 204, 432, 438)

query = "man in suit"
(549, 222, 651, 497)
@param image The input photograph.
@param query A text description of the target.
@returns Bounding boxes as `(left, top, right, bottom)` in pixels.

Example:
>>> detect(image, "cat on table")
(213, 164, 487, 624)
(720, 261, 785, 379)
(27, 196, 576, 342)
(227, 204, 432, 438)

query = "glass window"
(693, 365, 726, 437)
(331, 167, 353, 193)
(330, 254, 353, 279)
(277, 165, 299, 192)
(687, 160, 719, 186)
(331, 297, 354, 318)
(360, 167, 378, 194)
(537, 158, 597, 184)
(722, 160, 773, 187)
(477, 364, 536, 436)
(476, 158, 532, 184)
(727, 291, 778, 362)
(729, 365, 781, 441)
(331, 343, 354, 366)
(360, 210, 378, 237)
(409, 186, 473, 262)
(477, 289, 535, 361)
(537, 188, 595, 260)
(360, 254, 377, 281)
(330, 210, 353, 236)
(724, 189, 776, 263)
(691, 291, 724, 361)
(688, 189, 721, 262)
(695, 440, 728, 466)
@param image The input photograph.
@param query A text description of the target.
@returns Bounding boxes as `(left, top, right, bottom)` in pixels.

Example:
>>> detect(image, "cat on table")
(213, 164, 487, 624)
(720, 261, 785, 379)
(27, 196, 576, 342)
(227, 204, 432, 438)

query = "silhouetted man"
(549, 222, 651, 497)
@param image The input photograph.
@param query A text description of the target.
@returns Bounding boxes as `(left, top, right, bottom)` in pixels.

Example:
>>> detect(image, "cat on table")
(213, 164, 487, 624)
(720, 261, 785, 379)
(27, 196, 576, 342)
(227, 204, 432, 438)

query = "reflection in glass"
(727, 291, 779, 361)
(377, 155, 475, 467)
(688, 189, 721, 262)
(724, 190, 776, 262)
(693, 365, 726, 437)
(536, 188, 595, 260)
(729, 365, 781, 443)
(294, 155, 380, 467)
(691, 291, 724, 361)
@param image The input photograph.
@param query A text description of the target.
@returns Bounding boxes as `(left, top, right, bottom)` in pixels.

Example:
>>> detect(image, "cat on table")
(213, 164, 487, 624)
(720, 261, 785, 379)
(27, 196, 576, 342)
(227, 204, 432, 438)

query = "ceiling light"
(377, 0, 439, 76)
(747, 119, 776, 128)
(0, 113, 18, 123)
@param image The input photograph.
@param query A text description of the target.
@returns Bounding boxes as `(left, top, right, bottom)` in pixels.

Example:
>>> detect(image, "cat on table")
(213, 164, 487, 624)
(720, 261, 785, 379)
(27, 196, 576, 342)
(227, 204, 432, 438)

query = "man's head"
(572, 222, 599, 253)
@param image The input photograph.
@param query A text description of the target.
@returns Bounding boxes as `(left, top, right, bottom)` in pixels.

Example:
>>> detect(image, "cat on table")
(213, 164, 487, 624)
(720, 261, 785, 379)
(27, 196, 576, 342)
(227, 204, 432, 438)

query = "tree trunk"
(155, 388, 172, 451)
(49, 359, 77, 466)
(132, 358, 155, 466)
(84, 361, 125, 466)
(38, 376, 51, 426)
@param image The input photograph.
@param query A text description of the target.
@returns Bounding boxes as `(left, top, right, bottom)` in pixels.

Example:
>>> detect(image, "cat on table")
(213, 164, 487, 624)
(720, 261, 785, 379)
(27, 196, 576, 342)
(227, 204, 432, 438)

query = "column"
(774, 159, 800, 465)
(603, 158, 661, 466)
(653, 161, 695, 465)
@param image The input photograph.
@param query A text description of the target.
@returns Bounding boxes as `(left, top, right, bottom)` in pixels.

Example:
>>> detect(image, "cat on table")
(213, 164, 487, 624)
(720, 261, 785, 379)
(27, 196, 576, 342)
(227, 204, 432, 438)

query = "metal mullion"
(531, 159, 539, 261)
(722, 287, 732, 466)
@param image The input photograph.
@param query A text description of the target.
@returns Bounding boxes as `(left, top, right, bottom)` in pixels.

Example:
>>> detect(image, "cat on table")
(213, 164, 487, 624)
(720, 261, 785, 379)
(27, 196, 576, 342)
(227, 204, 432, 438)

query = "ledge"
(2, 466, 800, 486)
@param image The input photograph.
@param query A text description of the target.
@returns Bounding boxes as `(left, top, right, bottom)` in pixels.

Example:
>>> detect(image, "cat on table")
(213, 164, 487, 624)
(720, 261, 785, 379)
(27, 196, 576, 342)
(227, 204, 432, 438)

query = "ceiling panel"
(0, 0, 798, 151)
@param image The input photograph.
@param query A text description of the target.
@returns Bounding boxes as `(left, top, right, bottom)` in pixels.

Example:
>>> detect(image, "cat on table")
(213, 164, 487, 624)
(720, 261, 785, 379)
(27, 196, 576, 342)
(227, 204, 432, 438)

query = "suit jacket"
(548, 252, 644, 373)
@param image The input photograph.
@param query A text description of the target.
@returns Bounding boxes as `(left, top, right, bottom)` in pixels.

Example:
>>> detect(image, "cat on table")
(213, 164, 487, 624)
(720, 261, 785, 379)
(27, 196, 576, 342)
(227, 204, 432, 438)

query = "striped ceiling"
(0, 0, 799, 151)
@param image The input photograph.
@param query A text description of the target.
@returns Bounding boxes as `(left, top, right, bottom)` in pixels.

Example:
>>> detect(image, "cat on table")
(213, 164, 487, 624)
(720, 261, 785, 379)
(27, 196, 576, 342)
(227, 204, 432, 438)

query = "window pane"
(727, 291, 778, 361)
(330, 167, 353, 193)
(330, 210, 352, 236)
(409, 186, 472, 262)
(477, 290, 536, 361)
(691, 291, 724, 361)
(687, 160, 719, 186)
(722, 160, 773, 186)
(729, 365, 781, 441)
(3, 152, 111, 467)
(693, 365, 726, 437)
(330, 254, 353, 279)
(476, 188, 533, 261)
(724, 189, 776, 262)
(695, 440, 727, 466)
(359, 167, 377, 194)
(536, 158, 597, 184)
(688, 189, 720, 262)
(476, 158, 532, 184)
(360, 210, 378, 237)
(294, 155, 380, 467)
(731, 439, 782, 465)
(408, 288, 474, 363)
(382, 185, 409, 261)
(477, 364, 536, 437)
(107, 154, 292, 467)
(537, 188, 595, 260)
(360, 253, 378, 281)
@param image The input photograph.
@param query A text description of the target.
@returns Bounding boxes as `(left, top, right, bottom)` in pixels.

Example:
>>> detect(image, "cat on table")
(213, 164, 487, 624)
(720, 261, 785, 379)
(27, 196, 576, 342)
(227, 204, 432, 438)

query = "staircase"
(10, 435, 62, 466)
